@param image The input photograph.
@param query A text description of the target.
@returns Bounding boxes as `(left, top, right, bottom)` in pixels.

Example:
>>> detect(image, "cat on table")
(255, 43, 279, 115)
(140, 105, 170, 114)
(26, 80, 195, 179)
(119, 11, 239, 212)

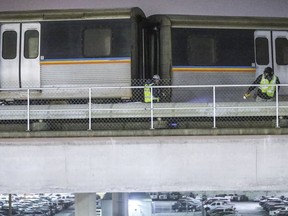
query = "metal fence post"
(213, 86, 216, 128)
(276, 85, 279, 128)
(26, 89, 30, 132)
(88, 88, 92, 131)
(150, 86, 154, 129)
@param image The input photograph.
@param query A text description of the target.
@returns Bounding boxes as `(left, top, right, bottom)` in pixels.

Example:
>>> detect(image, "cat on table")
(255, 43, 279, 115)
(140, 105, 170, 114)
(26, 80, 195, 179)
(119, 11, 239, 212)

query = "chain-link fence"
(0, 81, 287, 132)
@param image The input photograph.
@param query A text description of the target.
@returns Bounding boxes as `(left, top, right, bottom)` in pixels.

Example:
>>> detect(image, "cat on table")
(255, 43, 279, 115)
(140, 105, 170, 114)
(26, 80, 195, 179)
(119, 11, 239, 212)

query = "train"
(0, 7, 288, 103)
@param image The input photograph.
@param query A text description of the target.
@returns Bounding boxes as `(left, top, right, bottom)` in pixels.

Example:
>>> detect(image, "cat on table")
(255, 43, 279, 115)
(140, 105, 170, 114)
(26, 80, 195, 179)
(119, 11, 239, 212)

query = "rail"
(0, 84, 287, 131)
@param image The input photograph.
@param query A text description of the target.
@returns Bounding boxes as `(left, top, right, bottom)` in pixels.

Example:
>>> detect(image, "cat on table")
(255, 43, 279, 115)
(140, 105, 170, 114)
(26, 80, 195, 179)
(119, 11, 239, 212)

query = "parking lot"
(0, 193, 280, 216)
(153, 201, 267, 216)
(38, 200, 268, 216)
(0, 193, 75, 216)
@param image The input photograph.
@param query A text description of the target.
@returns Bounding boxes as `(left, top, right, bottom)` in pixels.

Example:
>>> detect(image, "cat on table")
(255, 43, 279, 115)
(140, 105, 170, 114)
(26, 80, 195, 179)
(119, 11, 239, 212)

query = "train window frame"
(275, 37, 288, 65)
(83, 28, 112, 57)
(255, 37, 269, 65)
(2, 31, 17, 59)
(24, 30, 39, 59)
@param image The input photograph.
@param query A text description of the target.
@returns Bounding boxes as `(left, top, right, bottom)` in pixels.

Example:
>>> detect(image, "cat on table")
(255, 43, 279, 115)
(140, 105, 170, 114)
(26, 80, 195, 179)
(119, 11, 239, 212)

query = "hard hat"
(152, 74, 160, 80)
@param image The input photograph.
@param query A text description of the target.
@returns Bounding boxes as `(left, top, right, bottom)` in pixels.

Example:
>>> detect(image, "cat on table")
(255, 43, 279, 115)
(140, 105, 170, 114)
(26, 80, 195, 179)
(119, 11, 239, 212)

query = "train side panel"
(0, 8, 146, 101)
(150, 15, 288, 102)
(40, 58, 131, 98)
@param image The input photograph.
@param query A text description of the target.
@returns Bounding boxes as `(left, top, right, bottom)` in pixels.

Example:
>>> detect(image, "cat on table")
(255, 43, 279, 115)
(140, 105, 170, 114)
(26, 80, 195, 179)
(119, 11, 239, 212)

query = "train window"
(187, 36, 216, 65)
(83, 28, 111, 57)
(275, 38, 288, 65)
(2, 31, 17, 59)
(41, 20, 130, 59)
(255, 37, 269, 65)
(172, 28, 254, 66)
(24, 30, 39, 59)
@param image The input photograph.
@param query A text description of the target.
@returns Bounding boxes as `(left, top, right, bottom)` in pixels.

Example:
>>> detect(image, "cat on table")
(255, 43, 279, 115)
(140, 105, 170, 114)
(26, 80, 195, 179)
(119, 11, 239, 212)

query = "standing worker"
(243, 67, 280, 102)
(144, 74, 162, 103)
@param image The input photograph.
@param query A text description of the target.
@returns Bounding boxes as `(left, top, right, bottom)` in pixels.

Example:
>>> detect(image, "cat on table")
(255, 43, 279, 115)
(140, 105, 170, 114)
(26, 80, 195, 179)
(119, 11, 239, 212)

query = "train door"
(254, 31, 288, 93)
(0, 23, 40, 89)
(141, 22, 159, 79)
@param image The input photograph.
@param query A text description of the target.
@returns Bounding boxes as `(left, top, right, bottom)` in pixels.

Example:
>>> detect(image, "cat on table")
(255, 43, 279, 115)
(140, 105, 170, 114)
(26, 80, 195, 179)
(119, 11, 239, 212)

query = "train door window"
(255, 37, 269, 65)
(2, 31, 17, 59)
(24, 30, 39, 59)
(83, 28, 111, 57)
(187, 36, 216, 65)
(275, 38, 288, 65)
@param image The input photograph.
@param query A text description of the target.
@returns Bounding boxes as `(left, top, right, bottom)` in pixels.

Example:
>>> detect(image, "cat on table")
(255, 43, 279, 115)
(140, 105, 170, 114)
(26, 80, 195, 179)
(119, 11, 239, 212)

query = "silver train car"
(0, 8, 153, 101)
(150, 15, 288, 102)
(1, 9, 288, 103)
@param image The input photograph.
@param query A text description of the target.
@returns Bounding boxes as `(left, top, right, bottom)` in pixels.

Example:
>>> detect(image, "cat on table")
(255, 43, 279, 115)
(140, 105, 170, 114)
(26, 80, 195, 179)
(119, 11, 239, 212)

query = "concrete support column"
(112, 193, 129, 216)
(75, 193, 96, 216)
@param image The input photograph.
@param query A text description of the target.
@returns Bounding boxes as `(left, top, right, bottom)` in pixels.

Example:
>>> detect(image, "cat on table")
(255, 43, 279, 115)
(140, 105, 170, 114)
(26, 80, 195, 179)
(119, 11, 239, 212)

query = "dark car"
(169, 192, 182, 200)
(172, 199, 201, 212)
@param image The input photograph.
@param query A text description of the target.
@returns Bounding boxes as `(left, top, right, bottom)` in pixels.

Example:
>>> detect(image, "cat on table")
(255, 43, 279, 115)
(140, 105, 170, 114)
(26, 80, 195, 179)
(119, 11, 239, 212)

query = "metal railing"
(0, 84, 287, 132)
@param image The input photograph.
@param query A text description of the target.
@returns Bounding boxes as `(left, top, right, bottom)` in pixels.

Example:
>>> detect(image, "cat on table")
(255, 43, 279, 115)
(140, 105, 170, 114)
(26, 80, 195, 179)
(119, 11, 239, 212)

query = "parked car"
(260, 197, 283, 207)
(261, 198, 284, 209)
(276, 209, 288, 216)
(169, 192, 182, 200)
(208, 206, 236, 216)
(172, 198, 201, 212)
(270, 206, 288, 216)
(149, 192, 158, 200)
(215, 194, 233, 201)
(204, 197, 230, 205)
(204, 200, 234, 212)
(158, 192, 169, 200)
(254, 195, 268, 202)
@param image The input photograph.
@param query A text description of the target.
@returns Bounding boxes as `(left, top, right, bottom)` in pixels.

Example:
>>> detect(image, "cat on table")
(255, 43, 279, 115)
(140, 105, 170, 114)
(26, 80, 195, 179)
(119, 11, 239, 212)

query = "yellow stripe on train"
(40, 59, 131, 65)
(172, 67, 256, 72)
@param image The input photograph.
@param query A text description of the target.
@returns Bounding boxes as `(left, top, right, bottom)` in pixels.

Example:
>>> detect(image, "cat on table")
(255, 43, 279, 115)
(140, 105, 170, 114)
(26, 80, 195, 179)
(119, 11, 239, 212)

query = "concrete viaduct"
(1, 128, 288, 215)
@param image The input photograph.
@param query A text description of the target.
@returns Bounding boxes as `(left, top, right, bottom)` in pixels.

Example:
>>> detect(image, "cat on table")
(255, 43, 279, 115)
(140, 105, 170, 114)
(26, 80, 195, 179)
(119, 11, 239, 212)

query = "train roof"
(0, 7, 145, 22)
(149, 14, 288, 29)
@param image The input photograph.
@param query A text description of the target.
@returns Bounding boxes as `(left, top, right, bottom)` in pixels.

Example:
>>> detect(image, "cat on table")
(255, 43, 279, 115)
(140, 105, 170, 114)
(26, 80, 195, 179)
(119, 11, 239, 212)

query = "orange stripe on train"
(40, 60, 131, 65)
(172, 68, 256, 73)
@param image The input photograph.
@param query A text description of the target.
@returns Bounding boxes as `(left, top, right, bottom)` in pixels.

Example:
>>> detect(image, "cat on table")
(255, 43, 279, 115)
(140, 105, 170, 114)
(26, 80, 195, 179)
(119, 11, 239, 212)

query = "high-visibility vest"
(144, 83, 160, 103)
(260, 74, 277, 97)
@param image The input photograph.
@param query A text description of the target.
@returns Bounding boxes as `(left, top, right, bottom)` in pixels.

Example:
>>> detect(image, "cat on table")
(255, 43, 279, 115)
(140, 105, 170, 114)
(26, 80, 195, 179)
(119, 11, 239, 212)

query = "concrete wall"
(0, 0, 287, 18)
(0, 135, 288, 193)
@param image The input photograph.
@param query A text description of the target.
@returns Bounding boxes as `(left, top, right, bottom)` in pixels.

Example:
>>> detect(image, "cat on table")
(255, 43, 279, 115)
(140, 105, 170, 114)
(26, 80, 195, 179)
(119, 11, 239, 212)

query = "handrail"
(0, 84, 287, 131)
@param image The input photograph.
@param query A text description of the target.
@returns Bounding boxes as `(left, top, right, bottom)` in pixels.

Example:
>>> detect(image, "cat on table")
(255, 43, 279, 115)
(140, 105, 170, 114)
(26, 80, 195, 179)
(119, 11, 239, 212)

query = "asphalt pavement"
(55, 206, 74, 216)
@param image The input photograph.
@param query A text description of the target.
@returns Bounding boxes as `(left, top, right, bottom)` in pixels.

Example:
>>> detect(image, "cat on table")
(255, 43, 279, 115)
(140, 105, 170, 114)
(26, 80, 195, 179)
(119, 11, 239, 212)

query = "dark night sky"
(0, 0, 287, 17)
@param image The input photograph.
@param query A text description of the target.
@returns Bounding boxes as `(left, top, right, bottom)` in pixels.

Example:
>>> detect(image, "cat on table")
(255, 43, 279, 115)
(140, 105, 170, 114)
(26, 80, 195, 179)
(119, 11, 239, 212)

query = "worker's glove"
(243, 93, 251, 99)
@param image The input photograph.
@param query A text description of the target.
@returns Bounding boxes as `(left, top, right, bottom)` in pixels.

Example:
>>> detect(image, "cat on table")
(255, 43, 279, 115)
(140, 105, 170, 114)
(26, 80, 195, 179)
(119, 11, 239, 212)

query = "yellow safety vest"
(260, 75, 277, 97)
(144, 83, 160, 103)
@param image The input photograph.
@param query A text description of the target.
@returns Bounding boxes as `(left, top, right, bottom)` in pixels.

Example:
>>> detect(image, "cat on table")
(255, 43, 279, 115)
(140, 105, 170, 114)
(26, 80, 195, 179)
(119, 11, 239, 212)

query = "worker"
(144, 74, 161, 103)
(243, 67, 280, 102)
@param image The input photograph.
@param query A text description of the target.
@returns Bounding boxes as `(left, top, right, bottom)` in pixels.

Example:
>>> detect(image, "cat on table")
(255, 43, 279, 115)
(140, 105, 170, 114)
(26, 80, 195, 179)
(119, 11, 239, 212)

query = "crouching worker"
(144, 74, 162, 103)
(243, 67, 280, 102)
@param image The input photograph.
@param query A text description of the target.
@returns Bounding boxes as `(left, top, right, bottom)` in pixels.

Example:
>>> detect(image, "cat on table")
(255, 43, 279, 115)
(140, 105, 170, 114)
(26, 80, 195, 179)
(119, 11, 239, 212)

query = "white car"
(205, 197, 231, 205)
(204, 200, 234, 212)
(269, 206, 288, 216)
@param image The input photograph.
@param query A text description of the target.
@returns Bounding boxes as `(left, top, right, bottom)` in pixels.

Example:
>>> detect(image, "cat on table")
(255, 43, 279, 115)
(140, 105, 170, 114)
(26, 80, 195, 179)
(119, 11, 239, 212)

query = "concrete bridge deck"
(1, 133, 288, 194)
